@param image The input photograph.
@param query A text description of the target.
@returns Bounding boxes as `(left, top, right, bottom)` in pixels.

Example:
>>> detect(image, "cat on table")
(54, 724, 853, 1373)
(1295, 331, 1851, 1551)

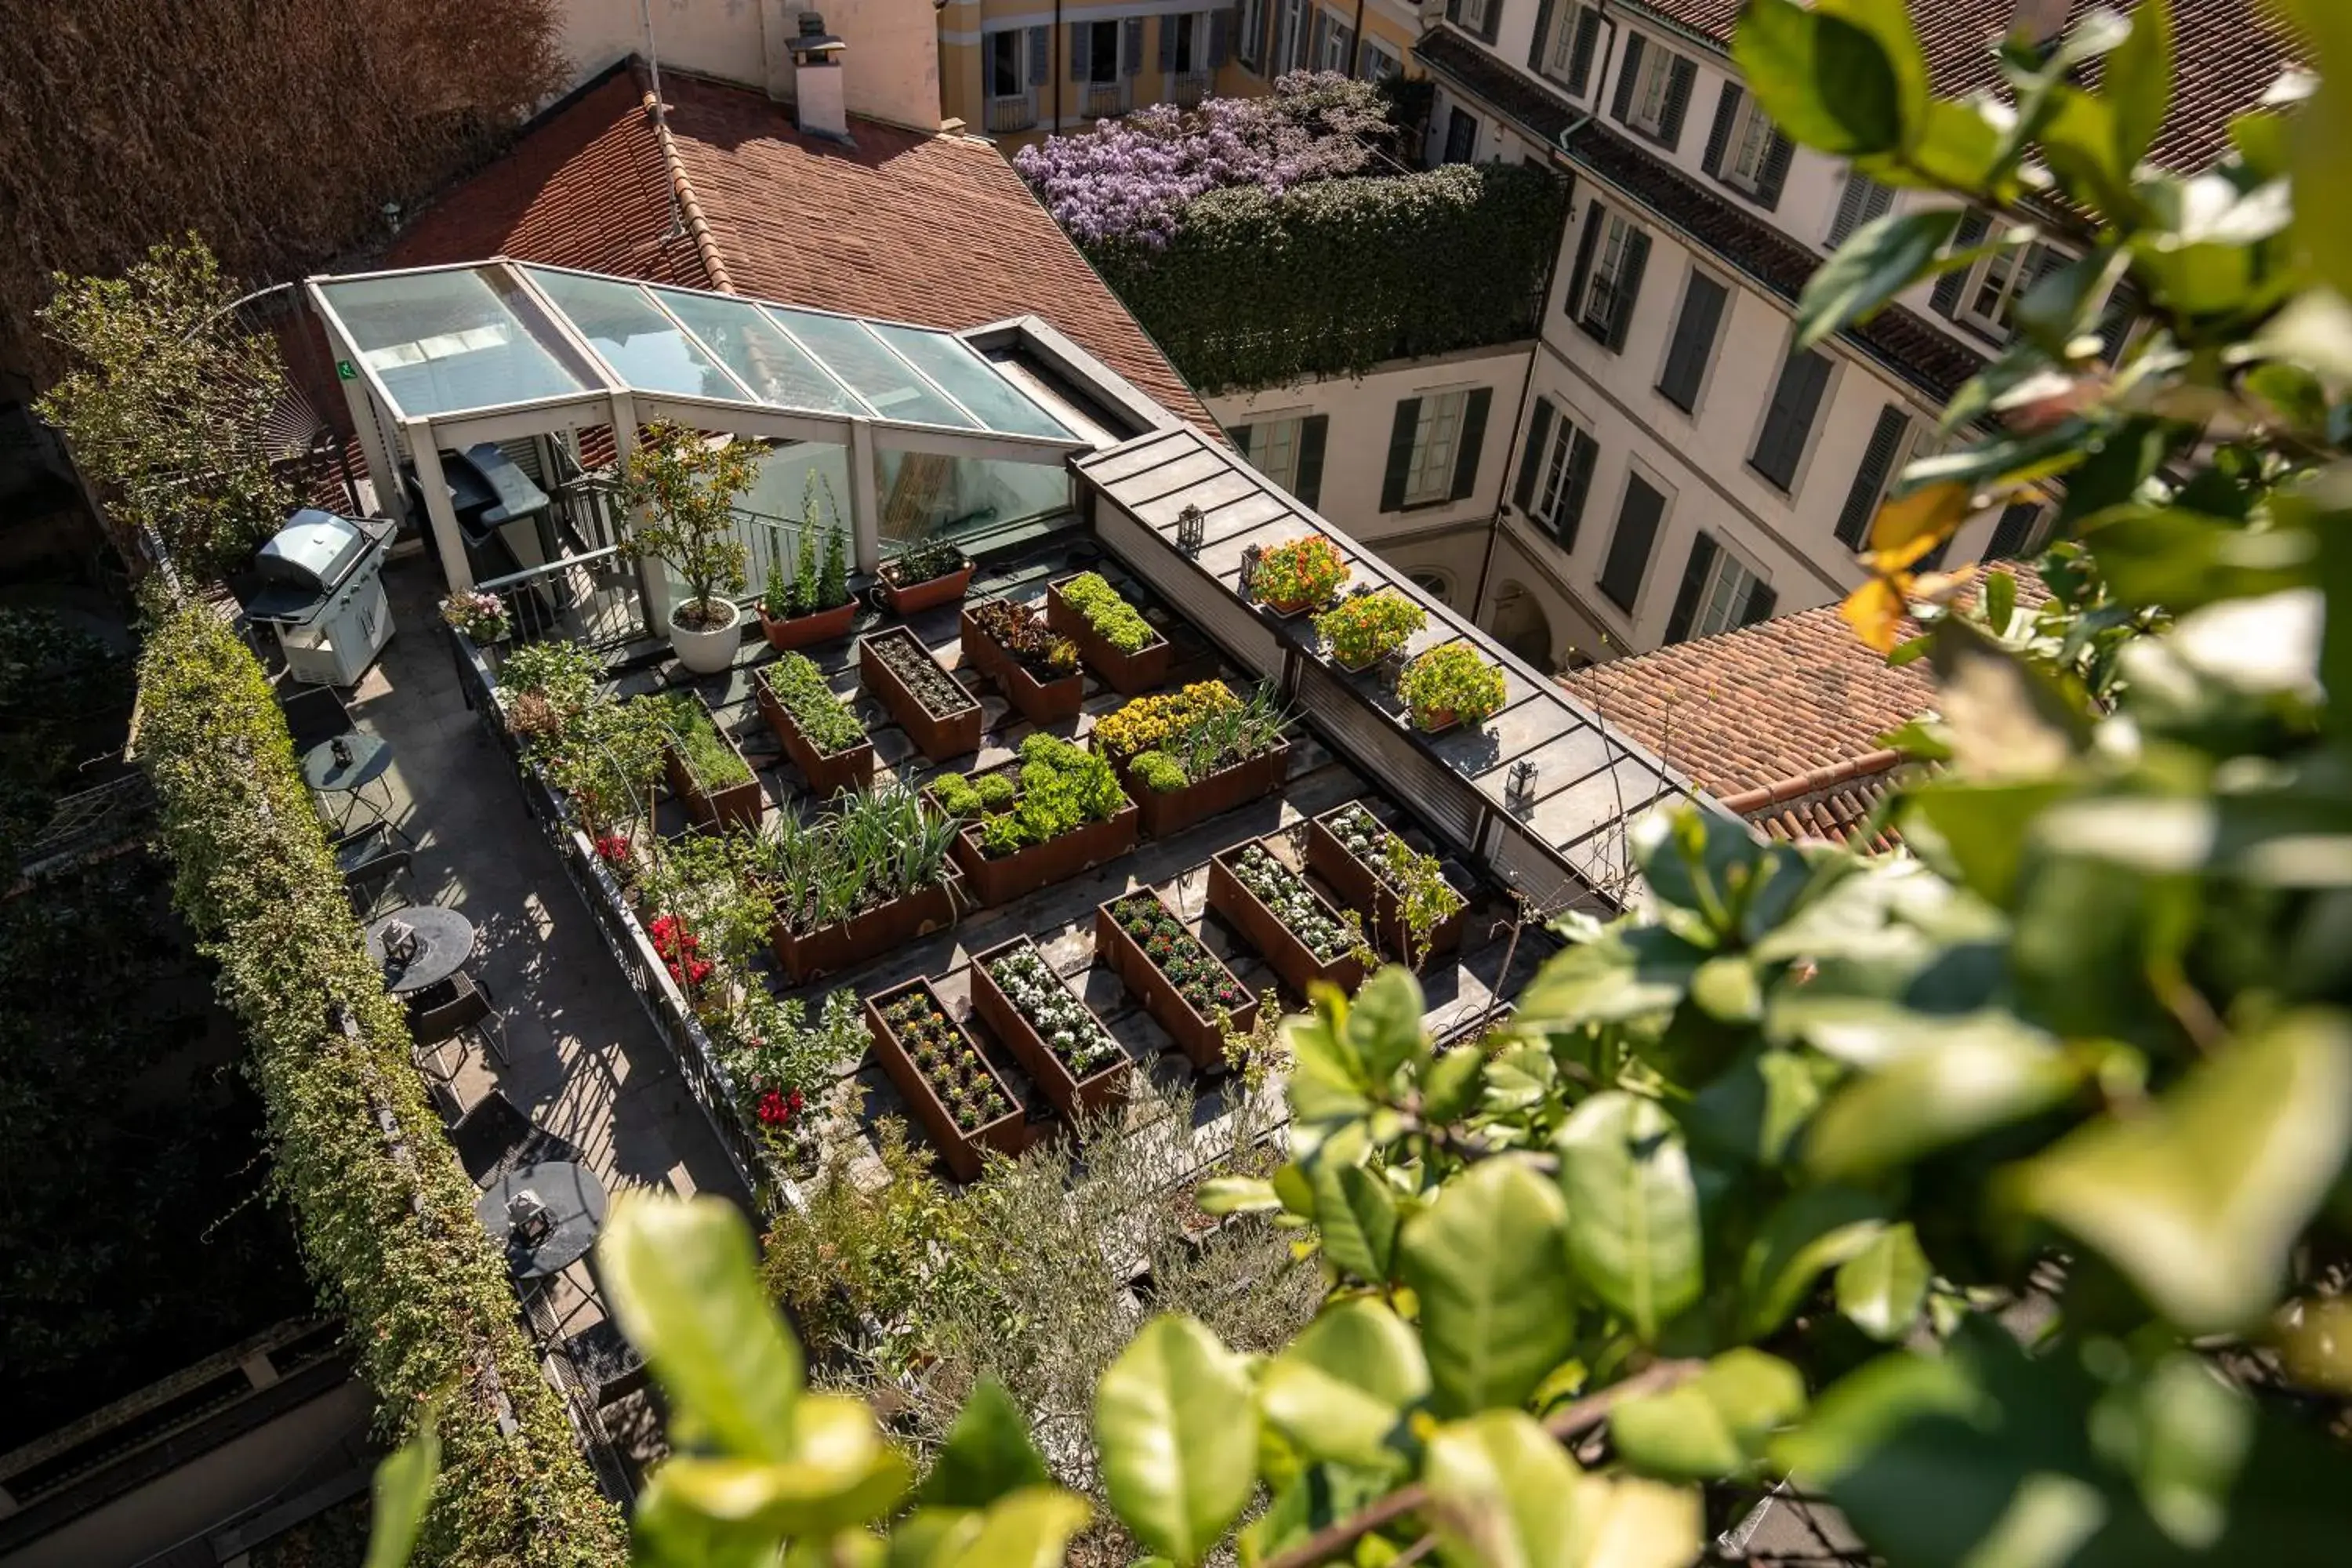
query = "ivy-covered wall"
(136, 606, 626, 1568)
(1091, 162, 1566, 395)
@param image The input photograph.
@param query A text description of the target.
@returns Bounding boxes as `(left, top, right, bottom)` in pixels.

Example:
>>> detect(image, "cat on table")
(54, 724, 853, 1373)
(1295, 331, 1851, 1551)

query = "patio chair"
(448, 1089, 586, 1185)
(279, 682, 355, 753)
(335, 822, 414, 916)
(411, 969, 510, 1069)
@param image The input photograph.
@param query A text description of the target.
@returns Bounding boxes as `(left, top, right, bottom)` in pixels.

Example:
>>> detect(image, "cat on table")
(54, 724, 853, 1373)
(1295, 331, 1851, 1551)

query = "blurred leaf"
(1094, 1316, 1259, 1566)
(2277, 0, 2352, 297)
(1690, 954, 1763, 1024)
(1805, 1013, 2084, 1179)
(1258, 1298, 1429, 1468)
(1835, 1222, 1932, 1341)
(648, 1396, 909, 1538)
(1554, 1093, 1704, 1342)
(1237, 1464, 1390, 1568)
(1420, 1044, 1486, 1123)
(1685, 1045, 1838, 1167)
(2002, 1009, 2352, 1334)
(1733, 0, 1908, 154)
(2097, 1354, 2249, 1551)
(1571, 1475, 1704, 1568)
(1899, 778, 2082, 906)
(1286, 1004, 1372, 1125)
(2078, 503, 2316, 611)
(362, 1420, 440, 1568)
(2107, 0, 2174, 171)
(1197, 1176, 1281, 1215)
(1303, 1124, 1399, 1282)
(1740, 1186, 1890, 1338)
(1515, 924, 1704, 1025)
(1796, 208, 1965, 350)
(1842, 575, 1909, 654)
(1399, 1156, 1577, 1414)
(1929, 620, 2090, 780)
(600, 1195, 803, 1462)
(942, 1488, 1090, 1568)
(1345, 965, 1428, 1080)
(2244, 362, 2328, 431)
(916, 1378, 1051, 1510)
(1609, 1350, 1806, 1481)
(1985, 568, 2017, 633)
(1423, 1410, 1581, 1568)
(1868, 481, 1974, 572)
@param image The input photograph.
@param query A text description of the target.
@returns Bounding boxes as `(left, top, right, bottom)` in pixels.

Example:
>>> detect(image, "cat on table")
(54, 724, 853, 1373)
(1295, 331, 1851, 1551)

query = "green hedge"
(1093, 162, 1566, 394)
(136, 607, 626, 1567)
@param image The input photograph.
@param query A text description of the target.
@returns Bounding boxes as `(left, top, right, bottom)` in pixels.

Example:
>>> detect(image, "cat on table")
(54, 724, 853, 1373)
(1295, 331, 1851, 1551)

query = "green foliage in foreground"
(139, 606, 626, 1566)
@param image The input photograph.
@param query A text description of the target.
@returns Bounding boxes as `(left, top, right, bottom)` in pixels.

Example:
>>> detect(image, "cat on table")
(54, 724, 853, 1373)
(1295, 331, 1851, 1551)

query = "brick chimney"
(788, 10, 850, 141)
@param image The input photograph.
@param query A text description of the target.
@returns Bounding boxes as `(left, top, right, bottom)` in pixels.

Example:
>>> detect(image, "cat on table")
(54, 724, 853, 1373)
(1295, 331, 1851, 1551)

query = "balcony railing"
(1082, 82, 1131, 119)
(1172, 70, 1213, 108)
(984, 93, 1037, 133)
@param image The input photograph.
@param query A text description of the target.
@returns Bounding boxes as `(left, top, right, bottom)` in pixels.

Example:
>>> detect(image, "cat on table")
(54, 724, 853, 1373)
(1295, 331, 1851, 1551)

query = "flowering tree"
(1013, 72, 1394, 249)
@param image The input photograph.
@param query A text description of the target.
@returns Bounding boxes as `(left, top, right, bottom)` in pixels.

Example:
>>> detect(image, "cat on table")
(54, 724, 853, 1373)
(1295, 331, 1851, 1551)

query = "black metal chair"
(279, 683, 355, 753)
(410, 969, 510, 1069)
(448, 1089, 585, 1186)
(335, 822, 414, 916)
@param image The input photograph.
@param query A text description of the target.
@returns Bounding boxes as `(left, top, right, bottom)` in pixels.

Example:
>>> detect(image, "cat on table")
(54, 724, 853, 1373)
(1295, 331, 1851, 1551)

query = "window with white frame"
(1402, 390, 1469, 506)
(1358, 38, 1400, 81)
(1273, 0, 1309, 73)
(1963, 241, 2052, 336)
(1233, 416, 1306, 493)
(1688, 547, 1764, 640)
(1544, 5, 1584, 78)
(985, 31, 1025, 97)
(1408, 569, 1451, 602)
(1171, 11, 1207, 72)
(1316, 10, 1353, 72)
(1457, 0, 1491, 34)
(1580, 213, 1636, 336)
(1628, 42, 1675, 134)
(1237, 0, 1266, 66)
(1530, 411, 1595, 539)
(1722, 95, 1776, 193)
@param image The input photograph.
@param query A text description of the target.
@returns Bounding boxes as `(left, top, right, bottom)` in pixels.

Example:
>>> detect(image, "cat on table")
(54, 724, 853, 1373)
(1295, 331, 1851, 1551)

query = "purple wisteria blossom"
(1013, 72, 1395, 249)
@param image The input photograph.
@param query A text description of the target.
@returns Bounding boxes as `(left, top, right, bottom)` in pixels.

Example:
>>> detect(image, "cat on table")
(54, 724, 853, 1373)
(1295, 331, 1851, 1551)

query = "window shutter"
(1527, 0, 1556, 71)
(1446, 0, 1461, 24)
(2096, 279, 2142, 364)
(1611, 34, 1645, 125)
(1449, 388, 1493, 501)
(1835, 405, 1907, 549)
(1228, 423, 1257, 463)
(1753, 132, 1795, 211)
(1750, 350, 1831, 492)
(1029, 25, 1051, 85)
(1558, 429, 1598, 551)
(1740, 579, 1778, 626)
(1069, 22, 1091, 81)
(1124, 17, 1145, 74)
(1295, 416, 1329, 509)
(1931, 209, 1991, 317)
(1160, 14, 1178, 69)
(1599, 477, 1664, 612)
(1701, 83, 1742, 179)
(1984, 501, 2040, 562)
(1828, 172, 1870, 245)
(1564, 200, 1602, 321)
(1308, 11, 1327, 68)
(1657, 271, 1726, 413)
(1380, 398, 1421, 513)
(1605, 229, 1650, 354)
(1663, 530, 1718, 644)
(1210, 9, 1230, 66)
(1657, 57, 1696, 148)
(1567, 7, 1601, 94)
(1513, 397, 1555, 513)
(1479, 0, 1502, 44)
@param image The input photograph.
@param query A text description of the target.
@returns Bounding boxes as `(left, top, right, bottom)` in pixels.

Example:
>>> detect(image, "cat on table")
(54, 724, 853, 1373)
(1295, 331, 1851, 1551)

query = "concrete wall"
(562, 0, 942, 130)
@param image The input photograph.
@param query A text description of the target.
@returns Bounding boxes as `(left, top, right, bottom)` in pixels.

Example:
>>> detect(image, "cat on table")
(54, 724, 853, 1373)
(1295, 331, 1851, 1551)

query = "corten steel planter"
(662, 690, 764, 833)
(1114, 739, 1290, 840)
(864, 978, 1028, 1181)
(950, 796, 1141, 907)
(1047, 575, 1174, 695)
(960, 605, 1084, 726)
(1207, 844, 1368, 1000)
(858, 627, 981, 762)
(1305, 806, 1468, 967)
(969, 935, 1131, 1120)
(1094, 892, 1257, 1070)
(877, 559, 975, 616)
(757, 599, 858, 651)
(768, 877, 958, 983)
(755, 666, 873, 801)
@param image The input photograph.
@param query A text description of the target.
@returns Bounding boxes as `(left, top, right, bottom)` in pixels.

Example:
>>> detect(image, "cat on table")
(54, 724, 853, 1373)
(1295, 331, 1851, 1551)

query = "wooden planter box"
(858, 627, 982, 762)
(1116, 740, 1289, 840)
(757, 599, 857, 651)
(951, 797, 1140, 907)
(878, 558, 975, 616)
(662, 691, 764, 833)
(863, 978, 1028, 1181)
(755, 669, 873, 801)
(1305, 807, 1468, 967)
(768, 877, 958, 983)
(1207, 845, 1367, 999)
(1047, 575, 1174, 695)
(969, 935, 1130, 1120)
(960, 605, 1083, 726)
(1094, 893, 1256, 1069)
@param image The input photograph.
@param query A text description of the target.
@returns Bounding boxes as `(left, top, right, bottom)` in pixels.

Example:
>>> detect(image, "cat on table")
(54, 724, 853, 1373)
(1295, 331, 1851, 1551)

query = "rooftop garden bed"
(755, 653, 873, 800)
(742, 783, 964, 981)
(864, 978, 1026, 1181)
(971, 935, 1129, 1119)
(1091, 681, 1289, 838)
(932, 734, 1138, 906)
(877, 532, 973, 615)
(858, 625, 981, 762)
(651, 688, 763, 831)
(1047, 572, 1171, 695)
(960, 598, 1083, 725)
(1095, 890, 1255, 1069)
(757, 488, 855, 649)
(1208, 839, 1367, 998)
(1306, 800, 1468, 968)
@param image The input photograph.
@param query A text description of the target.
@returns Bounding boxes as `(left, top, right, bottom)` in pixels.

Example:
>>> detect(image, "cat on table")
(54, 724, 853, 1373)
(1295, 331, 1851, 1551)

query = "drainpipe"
(1348, 0, 1367, 78)
(1054, 0, 1064, 131)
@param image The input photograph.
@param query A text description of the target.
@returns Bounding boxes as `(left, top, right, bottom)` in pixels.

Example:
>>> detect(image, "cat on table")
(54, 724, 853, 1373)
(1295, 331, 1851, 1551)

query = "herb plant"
(1396, 642, 1505, 728)
(963, 734, 1127, 858)
(745, 783, 959, 934)
(887, 524, 966, 589)
(758, 654, 865, 757)
(971, 597, 1079, 678)
(1252, 533, 1348, 609)
(1108, 891, 1249, 1018)
(1314, 587, 1425, 668)
(985, 944, 1120, 1079)
(1058, 571, 1158, 653)
(648, 691, 753, 791)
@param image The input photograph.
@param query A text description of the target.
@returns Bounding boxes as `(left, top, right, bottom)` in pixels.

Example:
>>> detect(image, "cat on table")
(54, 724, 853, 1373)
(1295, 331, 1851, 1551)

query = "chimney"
(788, 10, 850, 142)
(2011, 0, 2072, 50)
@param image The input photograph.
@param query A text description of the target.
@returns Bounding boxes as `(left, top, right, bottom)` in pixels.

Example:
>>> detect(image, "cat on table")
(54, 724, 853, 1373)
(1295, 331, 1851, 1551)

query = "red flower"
(756, 1087, 807, 1127)
(593, 833, 631, 867)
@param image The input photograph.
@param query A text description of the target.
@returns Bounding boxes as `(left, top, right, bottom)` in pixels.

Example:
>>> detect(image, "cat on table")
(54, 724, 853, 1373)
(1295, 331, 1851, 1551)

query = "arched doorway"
(1487, 579, 1553, 670)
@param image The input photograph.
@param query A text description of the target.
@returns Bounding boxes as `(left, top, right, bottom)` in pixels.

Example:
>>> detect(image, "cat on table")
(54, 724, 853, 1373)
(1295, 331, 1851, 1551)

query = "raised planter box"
(970, 935, 1130, 1120)
(951, 796, 1141, 907)
(754, 667, 873, 800)
(864, 978, 1027, 1181)
(757, 599, 857, 651)
(960, 605, 1083, 726)
(1305, 805, 1468, 967)
(1047, 575, 1174, 695)
(662, 691, 764, 833)
(768, 877, 958, 983)
(1116, 739, 1290, 840)
(1207, 844, 1367, 999)
(1095, 891, 1257, 1069)
(858, 626, 982, 762)
(877, 558, 975, 616)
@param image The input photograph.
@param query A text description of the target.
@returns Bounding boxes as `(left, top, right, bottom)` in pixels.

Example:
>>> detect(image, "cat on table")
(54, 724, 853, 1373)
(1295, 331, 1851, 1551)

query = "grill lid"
(257, 509, 368, 590)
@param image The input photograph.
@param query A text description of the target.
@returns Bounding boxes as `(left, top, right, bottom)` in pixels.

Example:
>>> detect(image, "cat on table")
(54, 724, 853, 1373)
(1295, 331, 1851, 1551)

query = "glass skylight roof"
(314, 261, 1077, 445)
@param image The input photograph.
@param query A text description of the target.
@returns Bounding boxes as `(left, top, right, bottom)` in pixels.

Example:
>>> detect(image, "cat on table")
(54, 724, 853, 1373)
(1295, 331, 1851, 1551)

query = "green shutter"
(1740, 579, 1777, 626)
(1663, 530, 1717, 644)
(1295, 415, 1329, 509)
(1449, 388, 1493, 501)
(1566, 7, 1600, 94)
(1753, 132, 1795, 211)
(1931, 209, 1991, 317)
(1599, 476, 1663, 612)
(1749, 349, 1831, 492)
(1610, 34, 1644, 124)
(1657, 56, 1696, 148)
(1513, 397, 1555, 512)
(1701, 83, 1741, 179)
(1527, 0, 1555, 71)
(1558, 428, 1597, 552)
(1835, 405, 1908, 549)
(1564, 199, 1602, 322)
(1380, 397, 1421, 513)
(1657, 271, 1726, 412)
(1605, 229, 1650, 353)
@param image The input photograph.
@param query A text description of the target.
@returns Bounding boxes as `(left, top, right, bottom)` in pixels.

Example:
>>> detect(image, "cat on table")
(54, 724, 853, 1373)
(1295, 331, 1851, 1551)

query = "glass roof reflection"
(763, 308, 978, 429)
(523, 267, 742, 402)
(318, 268, 585, 417)
(652, 289, 867, 416)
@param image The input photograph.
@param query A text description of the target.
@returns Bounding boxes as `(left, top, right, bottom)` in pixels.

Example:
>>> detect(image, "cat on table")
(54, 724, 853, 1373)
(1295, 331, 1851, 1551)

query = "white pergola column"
(608, 391, 667, 638)
(402, 430, 472, 592)
(848, 417, 882, 574)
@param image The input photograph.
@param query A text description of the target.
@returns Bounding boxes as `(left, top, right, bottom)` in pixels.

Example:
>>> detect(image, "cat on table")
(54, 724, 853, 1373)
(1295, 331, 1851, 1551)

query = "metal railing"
(476, 546, 646, 650)
(1082, 82, 1131, 119)
(1172, 71, 1213, 108)
(985, 93, 1039, 133)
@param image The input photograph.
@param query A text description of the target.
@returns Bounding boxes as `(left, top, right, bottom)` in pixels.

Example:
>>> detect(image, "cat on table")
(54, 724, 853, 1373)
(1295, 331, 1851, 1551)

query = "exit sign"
(336, 358, 358, 381)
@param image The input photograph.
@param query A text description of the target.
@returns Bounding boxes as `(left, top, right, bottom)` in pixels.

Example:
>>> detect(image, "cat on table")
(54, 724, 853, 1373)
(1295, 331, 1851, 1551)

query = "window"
(986, 31, 1024, 96)
(1382, 389, 1490, 510)
(1827, 172, 1894, 246)
(1599, 475, 1665, 613)
(1656, 270, 1727, 414)
(1748, 348, 1832, 493)
(1723, 95, 1775, 192)
(1983, 501, 2044, 563)
(1359, 38, 1400, 81)
(1544, 4, 1599, 91)
(1687, 547, 1762, 639)
(1171, 12, 1203, 72)
(1316, 11, 1353, 72)
(1963, 241, 2051, 336)
(1086, 19, 1121, 82)
(1579, 214, 1642, 339)
(1409, 569, 1452, 603)
(1835, 405, 1911, 550)
(1237, 0, 1265, 67)
(1629, 43, 1673, 134)
(1457, 0, 1490, 33)
(1519, 403, 1599, 549)
(1236, 416, 1305, 493)
(1273, 0, 1308, 73)
(1403, 392, 1468, 506)
(1443, 105, 1479, 164)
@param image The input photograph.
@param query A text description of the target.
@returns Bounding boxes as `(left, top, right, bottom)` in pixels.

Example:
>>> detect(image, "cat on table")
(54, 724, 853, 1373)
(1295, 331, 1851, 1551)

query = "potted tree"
(622, 419, 756, 675)
(757, 474, 856, 650)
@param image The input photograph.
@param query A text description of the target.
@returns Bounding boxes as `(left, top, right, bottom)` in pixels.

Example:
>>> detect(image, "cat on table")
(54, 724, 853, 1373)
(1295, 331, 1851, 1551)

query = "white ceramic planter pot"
(669, 599, 743, 675)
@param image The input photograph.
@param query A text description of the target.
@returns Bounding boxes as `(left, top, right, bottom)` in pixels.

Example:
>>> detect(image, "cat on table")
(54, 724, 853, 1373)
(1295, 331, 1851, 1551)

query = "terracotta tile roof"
(383, 59, 1214, 430)
(1719, 750, 1908, 851)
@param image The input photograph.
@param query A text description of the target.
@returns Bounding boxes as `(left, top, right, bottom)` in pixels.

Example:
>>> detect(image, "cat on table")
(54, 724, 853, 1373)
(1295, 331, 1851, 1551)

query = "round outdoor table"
(303, 735, 397, 830)
(366, 906, 477, 996)
(476, 1160, 609, 1280)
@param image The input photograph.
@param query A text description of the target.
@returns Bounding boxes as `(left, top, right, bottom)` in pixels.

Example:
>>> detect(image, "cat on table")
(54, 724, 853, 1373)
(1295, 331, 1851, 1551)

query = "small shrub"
(1253, 535, 1349, 609)
(1315, 587, 1425, 667)
(1130, 750, 1188, 793)
(1060, 572, 1157, 653)
(1397, 643, 1506, 728)
(975, 772, 1018, 808)
(649, 692, 753, 789)
(932, 774, 983, 818)
(760, 653, 866, 755)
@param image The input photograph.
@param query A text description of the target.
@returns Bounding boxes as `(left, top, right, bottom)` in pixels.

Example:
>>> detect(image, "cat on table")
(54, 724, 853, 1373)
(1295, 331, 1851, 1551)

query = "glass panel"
(320, 267, 584, 416)
(738, 441, 855, 597)
(876, 448, 1071, 548)
(765, 308, 978, 428)
(652, 289, 867, 416)
(523, 267, 744, 401)
(866, 324, 1074, 440)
